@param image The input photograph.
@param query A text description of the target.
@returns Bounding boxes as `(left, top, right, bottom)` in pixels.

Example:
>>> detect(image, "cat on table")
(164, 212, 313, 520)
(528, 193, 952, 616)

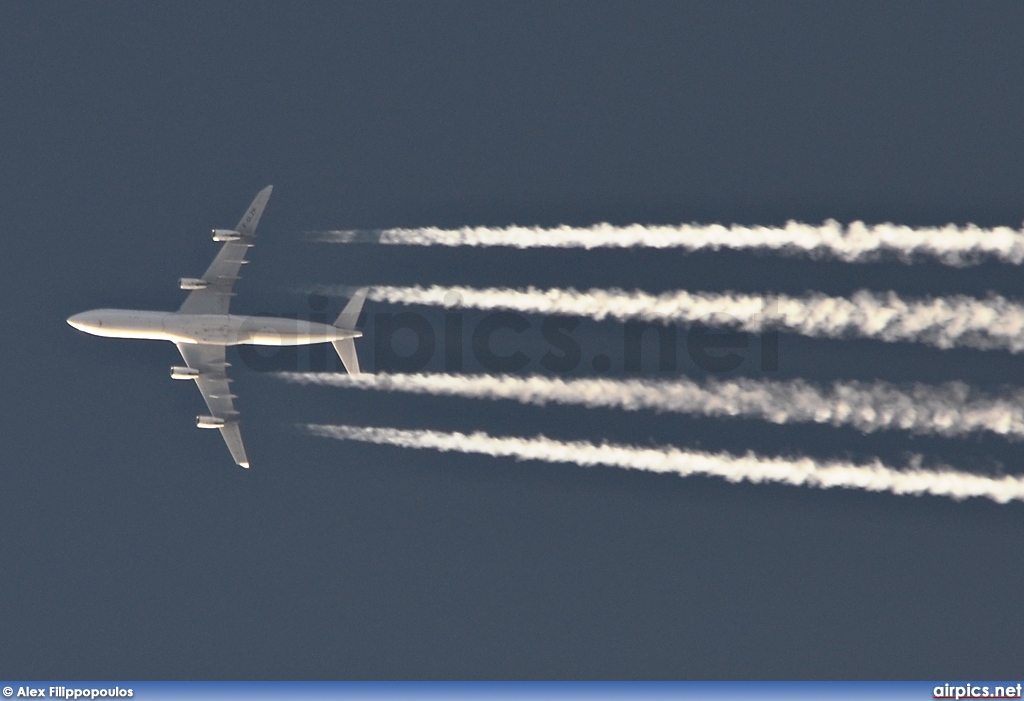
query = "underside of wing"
(179, 186, 273, 316)
(217, 422, 249, 469)
(176, 343, 249, 468)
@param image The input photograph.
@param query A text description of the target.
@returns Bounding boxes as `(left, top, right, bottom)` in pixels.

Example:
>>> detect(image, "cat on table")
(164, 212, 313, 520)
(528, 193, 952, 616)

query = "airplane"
(67, 186, 367, 468)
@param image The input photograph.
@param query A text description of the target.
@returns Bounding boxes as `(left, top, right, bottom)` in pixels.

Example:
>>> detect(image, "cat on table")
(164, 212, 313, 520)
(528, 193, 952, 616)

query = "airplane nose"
(67, 312, 89, 331)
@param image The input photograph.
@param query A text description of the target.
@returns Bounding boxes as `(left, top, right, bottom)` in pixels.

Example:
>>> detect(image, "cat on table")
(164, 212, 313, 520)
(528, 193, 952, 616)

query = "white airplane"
(67, 186, 366, 468)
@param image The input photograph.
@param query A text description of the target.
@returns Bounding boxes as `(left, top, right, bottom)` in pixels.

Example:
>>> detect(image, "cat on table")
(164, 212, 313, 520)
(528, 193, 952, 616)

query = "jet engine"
(196, 415, 225, 429)
(211, 229, 242, 242)
(170, 366, 200, 380)
(179, 277, 208, 290)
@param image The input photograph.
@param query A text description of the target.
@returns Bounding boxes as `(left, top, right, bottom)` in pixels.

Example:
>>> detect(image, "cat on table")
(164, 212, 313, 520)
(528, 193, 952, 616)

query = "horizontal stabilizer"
(332, 339, 360, 375)
(334, 287, 368, 331)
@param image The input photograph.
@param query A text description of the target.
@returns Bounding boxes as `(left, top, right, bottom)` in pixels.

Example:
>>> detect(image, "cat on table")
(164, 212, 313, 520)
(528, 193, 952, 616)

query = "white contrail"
(317, 283, 1024, 353)
(304, 423, 1024, 504)
(308, 220, 1024, 266)
(279, 372, 1024, 440)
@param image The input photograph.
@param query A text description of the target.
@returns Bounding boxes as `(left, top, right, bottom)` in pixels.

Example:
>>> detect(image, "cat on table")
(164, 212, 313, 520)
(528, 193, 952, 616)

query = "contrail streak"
(279, 372, 1024, 440)
(317, 284, 1024, 353)
(308, 220, 1024, 266)
(304, 423, 1024, 504)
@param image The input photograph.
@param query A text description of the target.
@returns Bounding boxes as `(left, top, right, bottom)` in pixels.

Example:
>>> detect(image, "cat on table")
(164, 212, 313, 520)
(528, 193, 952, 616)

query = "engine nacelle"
(196, 415, 225, 429)
(212, 228, 243, 242)
(179, 277, 208, 290)
(170, 366, 200, 380)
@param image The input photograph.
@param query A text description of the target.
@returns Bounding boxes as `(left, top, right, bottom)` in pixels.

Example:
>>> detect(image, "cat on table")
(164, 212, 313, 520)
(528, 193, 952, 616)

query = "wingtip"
(239, 461, 250, 469)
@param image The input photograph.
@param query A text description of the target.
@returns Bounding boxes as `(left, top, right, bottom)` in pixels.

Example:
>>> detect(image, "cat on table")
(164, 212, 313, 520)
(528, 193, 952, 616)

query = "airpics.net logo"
(934, 683, 1023, 699)
(2, 688, 133, 699)
(237, 293, 781, 376)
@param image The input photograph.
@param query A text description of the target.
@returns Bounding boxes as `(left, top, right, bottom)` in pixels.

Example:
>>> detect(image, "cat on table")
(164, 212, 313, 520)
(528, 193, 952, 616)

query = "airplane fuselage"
(67, 309, 361, 346)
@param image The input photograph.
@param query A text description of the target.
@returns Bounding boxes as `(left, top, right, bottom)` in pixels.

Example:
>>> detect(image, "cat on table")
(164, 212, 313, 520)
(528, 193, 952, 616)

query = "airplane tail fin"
(332, 288, 367, 375)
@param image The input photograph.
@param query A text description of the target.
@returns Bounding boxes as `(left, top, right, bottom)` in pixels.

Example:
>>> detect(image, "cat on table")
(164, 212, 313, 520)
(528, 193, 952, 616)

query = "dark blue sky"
(3, 2, 1024, 678)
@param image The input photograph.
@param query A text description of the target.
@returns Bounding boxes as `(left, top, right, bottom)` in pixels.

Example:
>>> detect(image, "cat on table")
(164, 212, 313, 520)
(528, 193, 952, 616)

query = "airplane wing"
(179, 186, 273, 315)
(176, 342, 249, 468)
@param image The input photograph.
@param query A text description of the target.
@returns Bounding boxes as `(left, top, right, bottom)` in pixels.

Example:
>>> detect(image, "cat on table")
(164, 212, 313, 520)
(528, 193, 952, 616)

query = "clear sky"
(2, 1, 1023, 678)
